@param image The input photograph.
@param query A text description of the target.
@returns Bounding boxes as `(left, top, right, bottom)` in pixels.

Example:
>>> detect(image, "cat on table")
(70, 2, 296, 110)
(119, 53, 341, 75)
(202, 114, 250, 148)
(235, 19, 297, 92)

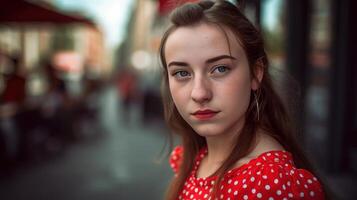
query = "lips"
(192, 109, 219, 120)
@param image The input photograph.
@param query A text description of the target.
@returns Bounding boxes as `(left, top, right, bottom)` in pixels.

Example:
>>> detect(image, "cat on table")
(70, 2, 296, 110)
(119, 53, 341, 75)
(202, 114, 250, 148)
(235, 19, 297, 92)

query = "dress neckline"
(192, 147, 293, 181)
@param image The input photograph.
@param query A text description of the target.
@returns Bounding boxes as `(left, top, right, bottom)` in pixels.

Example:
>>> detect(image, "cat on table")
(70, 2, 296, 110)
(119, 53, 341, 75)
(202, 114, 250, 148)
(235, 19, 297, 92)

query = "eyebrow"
(167, 55, 236, 68)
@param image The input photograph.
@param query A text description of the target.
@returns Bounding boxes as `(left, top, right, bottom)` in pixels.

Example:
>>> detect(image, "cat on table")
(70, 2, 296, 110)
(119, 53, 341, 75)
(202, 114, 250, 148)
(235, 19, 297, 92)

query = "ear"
(251, 60, 264, 91)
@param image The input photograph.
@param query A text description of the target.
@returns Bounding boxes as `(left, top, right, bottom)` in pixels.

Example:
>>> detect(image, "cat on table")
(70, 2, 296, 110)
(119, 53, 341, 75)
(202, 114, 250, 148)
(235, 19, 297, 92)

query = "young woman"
(159, 0, 326, 199)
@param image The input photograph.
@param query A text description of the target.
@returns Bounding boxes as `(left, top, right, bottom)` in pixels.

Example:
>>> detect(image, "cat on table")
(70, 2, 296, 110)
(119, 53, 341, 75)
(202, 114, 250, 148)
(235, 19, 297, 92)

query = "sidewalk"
(0, 85, 173, 200)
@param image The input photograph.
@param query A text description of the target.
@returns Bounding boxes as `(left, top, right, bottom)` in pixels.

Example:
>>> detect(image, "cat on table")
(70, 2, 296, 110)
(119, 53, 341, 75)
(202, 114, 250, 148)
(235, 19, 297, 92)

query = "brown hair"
(159, 1, 325, 199)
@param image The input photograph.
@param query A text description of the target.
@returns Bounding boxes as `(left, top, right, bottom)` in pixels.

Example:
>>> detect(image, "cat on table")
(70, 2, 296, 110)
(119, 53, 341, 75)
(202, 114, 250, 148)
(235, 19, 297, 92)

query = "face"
(165, 23, 260, 138)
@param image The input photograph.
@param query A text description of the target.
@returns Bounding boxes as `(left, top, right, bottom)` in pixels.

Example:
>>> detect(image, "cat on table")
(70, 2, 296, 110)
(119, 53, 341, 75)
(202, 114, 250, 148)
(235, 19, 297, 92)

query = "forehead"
(164, 23, 245, 62)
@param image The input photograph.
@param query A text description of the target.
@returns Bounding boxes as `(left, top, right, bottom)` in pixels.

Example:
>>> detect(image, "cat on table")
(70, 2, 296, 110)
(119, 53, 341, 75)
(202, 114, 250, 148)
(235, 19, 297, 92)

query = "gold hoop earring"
(254, 92, 260, 121)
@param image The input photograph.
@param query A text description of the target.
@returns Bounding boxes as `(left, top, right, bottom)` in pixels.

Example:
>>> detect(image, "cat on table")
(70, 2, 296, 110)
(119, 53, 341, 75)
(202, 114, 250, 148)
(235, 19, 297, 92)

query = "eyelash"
(211, 65, 230, 74)
(172, 70, 191, 79)
(171, 65, 231, 80)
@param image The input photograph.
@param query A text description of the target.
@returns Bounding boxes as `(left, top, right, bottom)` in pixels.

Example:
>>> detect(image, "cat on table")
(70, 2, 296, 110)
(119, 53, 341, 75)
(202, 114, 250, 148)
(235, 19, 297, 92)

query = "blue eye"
(173, 71, 190, 78)
(212, 65, 230, 74)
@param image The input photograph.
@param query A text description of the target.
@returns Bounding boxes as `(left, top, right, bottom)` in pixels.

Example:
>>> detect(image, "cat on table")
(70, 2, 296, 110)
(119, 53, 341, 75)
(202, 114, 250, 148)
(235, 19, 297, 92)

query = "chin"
(192, 124, 225, 137)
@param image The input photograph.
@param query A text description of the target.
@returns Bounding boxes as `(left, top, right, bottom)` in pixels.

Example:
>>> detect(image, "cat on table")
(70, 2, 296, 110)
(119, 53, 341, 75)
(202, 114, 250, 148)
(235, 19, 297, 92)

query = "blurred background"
(0, 0, 356, 199)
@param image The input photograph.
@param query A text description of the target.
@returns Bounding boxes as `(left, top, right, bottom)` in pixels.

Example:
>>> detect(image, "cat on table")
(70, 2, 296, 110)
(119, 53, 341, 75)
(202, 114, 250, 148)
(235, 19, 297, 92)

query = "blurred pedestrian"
(0, 54, 26, 162)
(159, 1, 328, 200)
(116, 67, 139, 124)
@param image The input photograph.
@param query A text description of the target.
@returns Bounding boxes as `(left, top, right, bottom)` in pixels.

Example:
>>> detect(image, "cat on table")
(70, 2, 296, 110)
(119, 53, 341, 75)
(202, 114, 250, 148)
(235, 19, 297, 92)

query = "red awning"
(0, 0, 95, 27)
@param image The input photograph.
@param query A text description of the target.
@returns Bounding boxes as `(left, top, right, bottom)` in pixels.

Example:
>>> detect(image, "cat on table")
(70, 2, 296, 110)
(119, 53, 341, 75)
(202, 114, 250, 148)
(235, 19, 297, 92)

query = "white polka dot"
(204, 194, 208, 198)
(195, 188, 198, 193)
(257, 193, 262, 198)
(265, 185, 271, 190)
(267, 153, 271, 156)
(274, 179, 279, 184)
(296, 180, 300, 185)
(288, 193, 293, 198)
(282, 184, 286, 190)
(234, 190, 238, 195)
(262, 175, 267, 179)
(228, 188, 231, 193)
(243, 195, 248, 200)
(283, 198, 288, 200)
(257, 171, 261, 175)
(220, 194, 224, 199)
(287, 181, 291, 186)
(299, 173, 304, 178)
(304, 184, 308, 189)
(251, 177, 255, 182)
(300, 192, 304, 197)
(252, 188, 256, 194)
(243, 179, 246, 183)
(234, 180, 238, 185)
(308, 179, 313, 184)
(269, 197, 274, 200)
(228, 179, 232, 184)
(190, 194, 194, 199)
(276, 190, 282, 195)
(199, 191, 202, 195)
(243, 184, 247, 188)
(313, 177, 318, 181)
(211, 180, 215, 185)
(310, 191, 315, 197)
(220, 185, 224, 190)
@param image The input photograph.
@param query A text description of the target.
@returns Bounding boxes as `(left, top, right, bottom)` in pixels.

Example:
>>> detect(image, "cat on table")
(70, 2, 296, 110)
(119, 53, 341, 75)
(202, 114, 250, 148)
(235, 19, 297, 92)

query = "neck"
(204, 117, 245, 165)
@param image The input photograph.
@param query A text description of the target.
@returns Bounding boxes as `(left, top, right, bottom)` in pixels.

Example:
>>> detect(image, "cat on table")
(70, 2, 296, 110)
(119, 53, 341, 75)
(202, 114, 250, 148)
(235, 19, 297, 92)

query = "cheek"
(168, 79, 187, 111)
(216, 74, 252, 108)
(219, 73, 251, 95)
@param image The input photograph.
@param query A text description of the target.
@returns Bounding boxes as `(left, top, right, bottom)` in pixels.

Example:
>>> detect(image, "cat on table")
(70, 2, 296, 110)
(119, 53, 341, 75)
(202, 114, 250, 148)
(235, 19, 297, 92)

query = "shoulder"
(220, 151, 325, 199)
(169, 146, 183, 174)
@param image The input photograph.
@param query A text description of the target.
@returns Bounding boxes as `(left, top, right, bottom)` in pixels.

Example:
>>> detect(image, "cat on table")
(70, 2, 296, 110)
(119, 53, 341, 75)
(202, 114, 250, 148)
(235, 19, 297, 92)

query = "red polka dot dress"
(169, 146, 325, 200)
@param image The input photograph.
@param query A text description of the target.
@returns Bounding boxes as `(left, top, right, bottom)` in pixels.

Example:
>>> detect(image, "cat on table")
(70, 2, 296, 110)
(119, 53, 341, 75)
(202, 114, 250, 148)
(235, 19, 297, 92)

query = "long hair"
(159, 1, 326, 199)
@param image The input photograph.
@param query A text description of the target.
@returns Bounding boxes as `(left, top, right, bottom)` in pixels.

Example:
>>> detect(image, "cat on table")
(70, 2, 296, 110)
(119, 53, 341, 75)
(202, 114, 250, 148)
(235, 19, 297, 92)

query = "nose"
(191, 76, 212, 104)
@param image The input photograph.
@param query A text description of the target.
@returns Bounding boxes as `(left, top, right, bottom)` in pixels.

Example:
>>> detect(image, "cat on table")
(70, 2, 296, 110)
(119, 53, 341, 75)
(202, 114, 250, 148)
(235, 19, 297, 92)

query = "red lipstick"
(192, 109, 219, 120)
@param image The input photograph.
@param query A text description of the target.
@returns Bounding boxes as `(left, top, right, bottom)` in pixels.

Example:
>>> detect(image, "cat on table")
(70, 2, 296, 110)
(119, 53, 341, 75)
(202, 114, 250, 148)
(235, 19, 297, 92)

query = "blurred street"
(0, 85, 172, 200)
(1, 0, 356, 199)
